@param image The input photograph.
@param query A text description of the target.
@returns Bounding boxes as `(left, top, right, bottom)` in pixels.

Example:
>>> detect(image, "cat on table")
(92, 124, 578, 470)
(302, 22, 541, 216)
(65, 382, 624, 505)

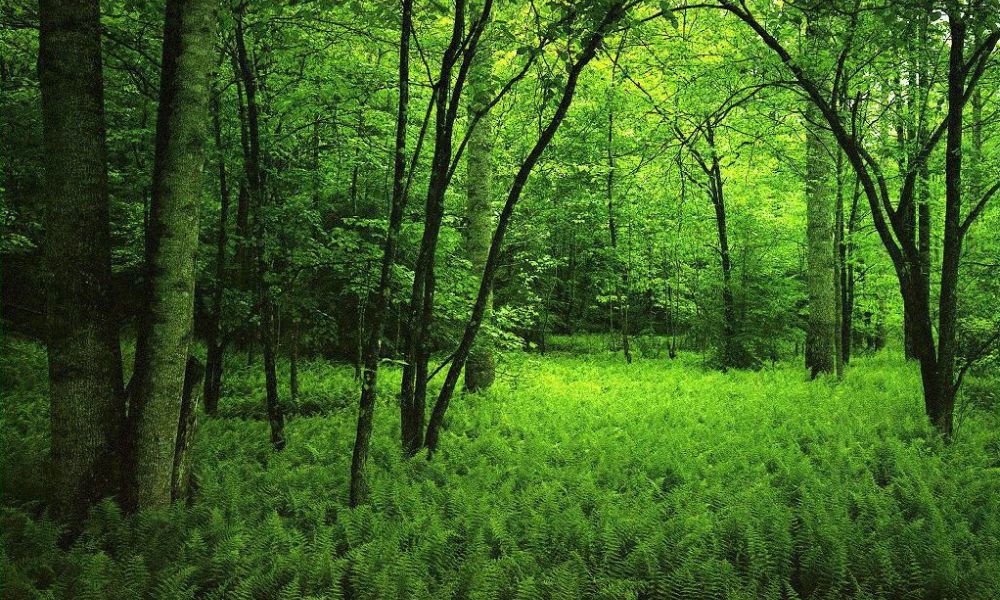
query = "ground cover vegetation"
(1, 0, 999, 597)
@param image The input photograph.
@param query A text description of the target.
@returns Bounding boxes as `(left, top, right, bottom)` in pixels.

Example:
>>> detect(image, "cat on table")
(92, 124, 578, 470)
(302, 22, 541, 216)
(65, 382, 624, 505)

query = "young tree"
(350, 0, 413, 508)
(233, 7, 285, 450)
(203, 76, 231, 416)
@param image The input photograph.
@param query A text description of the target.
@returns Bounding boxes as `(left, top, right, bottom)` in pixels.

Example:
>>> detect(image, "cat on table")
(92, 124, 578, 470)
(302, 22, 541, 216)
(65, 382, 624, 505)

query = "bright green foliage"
(4, 336, 999, 599)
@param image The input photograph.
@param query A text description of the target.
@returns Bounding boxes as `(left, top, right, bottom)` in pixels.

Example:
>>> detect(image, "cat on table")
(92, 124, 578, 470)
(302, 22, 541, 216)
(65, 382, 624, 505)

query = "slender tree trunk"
(204, 82, 230, 416)
(39, 0, 124, 526)
(833, 152, 844, 377)
(126, 0, 218, 510)
(704, 130, 738, 369)
(463, 8, 497, 390)
(235, 9, 284, 450)
(399, 0, 476, 455)
(605, 39, 632, 363)
(804, 102, 836, 377)
(927, 13, 967, 435)
(290, 317, 299, 403)
(424, 2, 626, 453)
(171, 356, 203, 502)
(350, 0, 412, 507)
(840, 176, 860, 365)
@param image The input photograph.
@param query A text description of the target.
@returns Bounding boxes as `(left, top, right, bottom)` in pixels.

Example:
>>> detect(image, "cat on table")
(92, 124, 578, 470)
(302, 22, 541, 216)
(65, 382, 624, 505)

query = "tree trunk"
(350, 0, 412, 507)
(234, 8, 284, 450)
(289, 316, 299, 403)
(39, 0, 124, 526)
(171, 356, 204, 503)
(705, 130, 738, 370)
(204, 81, 230, 416)
(840, 176, 860, 365)
(833, 152, 844, 377)
(399, 0, 476, 455)
(463, 9, 497, 390)
(927, 12, 967, 436)
(126, 0, 218, 511)
(804, 103, 836, 378)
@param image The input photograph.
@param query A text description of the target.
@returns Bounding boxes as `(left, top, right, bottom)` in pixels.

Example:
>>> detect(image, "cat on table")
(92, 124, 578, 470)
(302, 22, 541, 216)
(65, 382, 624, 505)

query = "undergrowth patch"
(3, 337, 999, 599)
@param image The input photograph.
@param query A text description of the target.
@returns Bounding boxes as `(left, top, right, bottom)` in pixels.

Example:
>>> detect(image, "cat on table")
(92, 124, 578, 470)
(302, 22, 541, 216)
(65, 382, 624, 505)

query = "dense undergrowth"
(3, 336, 1000, 599)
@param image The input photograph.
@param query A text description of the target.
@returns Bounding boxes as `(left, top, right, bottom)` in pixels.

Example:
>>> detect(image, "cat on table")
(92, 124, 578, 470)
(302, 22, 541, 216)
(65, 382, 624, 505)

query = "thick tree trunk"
(463, 12, 497, 390)
(804, 107, 836, 378)
(126, 0, 218, 511)
(204, 83, 230, 416)
(350, 0, 412, 507)
(39, 0, 124, 526)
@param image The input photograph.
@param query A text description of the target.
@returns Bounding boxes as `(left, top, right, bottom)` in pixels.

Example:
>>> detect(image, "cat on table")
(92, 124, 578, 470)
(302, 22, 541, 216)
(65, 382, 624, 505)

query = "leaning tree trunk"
(463, 15, 497, 391)
(38, 0, 124, 527)
(424, 1, 626, 454)
(171, 356, 204, 502)
(126, 0, 218, 511)
(804, 104, 836, 378)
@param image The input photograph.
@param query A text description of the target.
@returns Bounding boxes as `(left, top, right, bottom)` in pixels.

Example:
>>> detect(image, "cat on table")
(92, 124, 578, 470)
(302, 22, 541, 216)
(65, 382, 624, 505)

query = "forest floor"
(3, 336, 1000, 599)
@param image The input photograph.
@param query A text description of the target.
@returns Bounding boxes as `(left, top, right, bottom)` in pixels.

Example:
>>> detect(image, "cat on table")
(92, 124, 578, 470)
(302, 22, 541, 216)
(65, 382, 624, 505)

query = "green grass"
(3, 336, 1000, 599)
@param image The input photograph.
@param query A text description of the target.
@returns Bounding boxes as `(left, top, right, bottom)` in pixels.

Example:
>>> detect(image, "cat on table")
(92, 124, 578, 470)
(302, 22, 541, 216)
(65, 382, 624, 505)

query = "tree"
(125, 0, 219, 509)
(233, 6, 285, 450)
(203, 77, 231, 416)
(350, 0, 413, 508)
(463, 3, 498, 390)
(803, 109, 836, 377)
(425, 0, 629, 453)
(719, 0, 1000, 434)
(38, 0, 124, 526)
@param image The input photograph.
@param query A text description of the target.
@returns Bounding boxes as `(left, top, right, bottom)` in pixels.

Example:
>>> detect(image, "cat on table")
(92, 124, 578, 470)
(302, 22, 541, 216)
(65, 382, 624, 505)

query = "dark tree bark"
(678, 124, 739, 369)
(350, 0, 413, 507)
(399, 0, 477, 455)
(39, 0, 124, 526)
(204, 80, 230, 416)
(606, 58, 632, 365)
(840, 175, 861, 365)
(126, 0, 219, 510)
(234, 8, 285, 450)
(425, 2, 627, 454)
(705, 130, 737, 370)
(171, 356, 204, 503)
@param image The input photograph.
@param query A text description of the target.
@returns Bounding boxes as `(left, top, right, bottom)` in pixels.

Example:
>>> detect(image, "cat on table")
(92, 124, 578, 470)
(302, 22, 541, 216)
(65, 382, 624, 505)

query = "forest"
(1, 0, 1000, 597)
